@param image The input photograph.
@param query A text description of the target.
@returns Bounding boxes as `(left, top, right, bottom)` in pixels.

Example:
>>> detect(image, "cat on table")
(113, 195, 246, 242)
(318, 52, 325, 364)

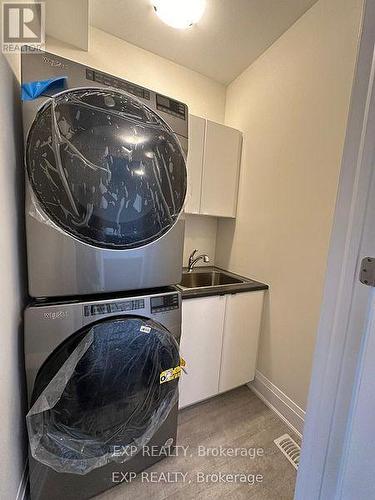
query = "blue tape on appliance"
(21, 76, 67, 101)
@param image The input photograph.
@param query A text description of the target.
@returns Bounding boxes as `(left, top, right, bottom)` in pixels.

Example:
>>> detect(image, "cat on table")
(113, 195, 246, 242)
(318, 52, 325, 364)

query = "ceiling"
(91, 0, 318, 85)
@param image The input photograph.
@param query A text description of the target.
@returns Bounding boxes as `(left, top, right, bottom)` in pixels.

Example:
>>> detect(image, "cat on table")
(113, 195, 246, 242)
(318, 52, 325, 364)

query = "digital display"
(157, 95, 170, 107)
(150, 294, 179, 313)
(156, 94, 186, 120)
(151, 297, 164, 308)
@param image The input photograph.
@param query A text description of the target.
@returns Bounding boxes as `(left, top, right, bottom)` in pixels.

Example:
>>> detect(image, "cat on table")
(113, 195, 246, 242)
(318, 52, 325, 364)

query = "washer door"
(26, 316, 180, 475)
(26, 88, 187, 249)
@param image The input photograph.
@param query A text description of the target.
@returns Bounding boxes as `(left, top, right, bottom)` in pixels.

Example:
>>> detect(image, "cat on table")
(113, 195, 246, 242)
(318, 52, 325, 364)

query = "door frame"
(295, 1, 375, 498)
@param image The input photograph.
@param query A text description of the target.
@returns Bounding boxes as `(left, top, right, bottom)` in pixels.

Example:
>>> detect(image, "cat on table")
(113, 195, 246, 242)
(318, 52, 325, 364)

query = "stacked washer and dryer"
(22, 50, 188, 500)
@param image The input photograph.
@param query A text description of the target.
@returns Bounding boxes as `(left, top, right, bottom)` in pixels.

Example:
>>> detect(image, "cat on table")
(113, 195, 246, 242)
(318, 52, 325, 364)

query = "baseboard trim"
(249, 370, 305, 438)
(16, 460, 28, 500)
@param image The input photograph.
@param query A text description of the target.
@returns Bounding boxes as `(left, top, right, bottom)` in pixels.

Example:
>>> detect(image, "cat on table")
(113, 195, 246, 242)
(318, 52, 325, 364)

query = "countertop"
(176, 266, 268, 299)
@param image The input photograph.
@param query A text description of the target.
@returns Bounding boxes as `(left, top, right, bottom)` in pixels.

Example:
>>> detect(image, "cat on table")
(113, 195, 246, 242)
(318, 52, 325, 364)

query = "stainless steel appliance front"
(22, 51, 188, 298)
(25, 289, 182, 500)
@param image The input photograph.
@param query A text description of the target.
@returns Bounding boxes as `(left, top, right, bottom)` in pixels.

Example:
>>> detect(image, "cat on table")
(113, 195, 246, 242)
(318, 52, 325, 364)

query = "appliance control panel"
(150, 294, 179, 313)
(86, 68, 151, 100)
(84, 299, 145, 317)
(85, 68, 187, 121)
(156, 94, 187, 120)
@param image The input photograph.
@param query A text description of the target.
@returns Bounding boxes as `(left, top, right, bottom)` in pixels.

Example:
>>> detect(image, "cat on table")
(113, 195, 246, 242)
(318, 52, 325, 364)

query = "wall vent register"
(274, 434, 301, 470)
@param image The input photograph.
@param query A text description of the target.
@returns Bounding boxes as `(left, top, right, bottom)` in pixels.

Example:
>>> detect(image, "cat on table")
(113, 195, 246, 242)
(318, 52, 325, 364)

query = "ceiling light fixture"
(152, 0, 206, 30)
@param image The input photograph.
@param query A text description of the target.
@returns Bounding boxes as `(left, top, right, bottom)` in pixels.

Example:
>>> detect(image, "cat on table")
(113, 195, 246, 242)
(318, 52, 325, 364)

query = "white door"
(335, 139, 375, 498)
(338, 290, 375, 499)
(296, 4, 375, 496)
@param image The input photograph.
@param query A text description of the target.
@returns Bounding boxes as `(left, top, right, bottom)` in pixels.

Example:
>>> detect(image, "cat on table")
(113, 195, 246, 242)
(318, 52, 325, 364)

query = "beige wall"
(47, 27, 226, 122)
(183, 215, 218, 267)
(216, 0, 363, 409)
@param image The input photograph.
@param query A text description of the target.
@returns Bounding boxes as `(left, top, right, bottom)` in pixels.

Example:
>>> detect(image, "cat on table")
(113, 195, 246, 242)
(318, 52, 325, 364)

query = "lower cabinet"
(179, 291, 265, 409)
(179, 295, 226, 408)
(219, 291, 265, 393)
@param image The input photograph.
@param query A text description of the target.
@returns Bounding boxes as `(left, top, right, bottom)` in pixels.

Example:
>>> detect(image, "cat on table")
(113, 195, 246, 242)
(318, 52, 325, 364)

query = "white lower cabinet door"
(219, 291, 265, 393)
(179, 295, 226, 409)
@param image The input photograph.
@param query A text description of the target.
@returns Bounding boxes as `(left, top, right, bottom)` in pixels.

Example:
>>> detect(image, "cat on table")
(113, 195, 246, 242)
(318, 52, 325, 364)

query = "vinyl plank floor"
(95, 386, 299, 500)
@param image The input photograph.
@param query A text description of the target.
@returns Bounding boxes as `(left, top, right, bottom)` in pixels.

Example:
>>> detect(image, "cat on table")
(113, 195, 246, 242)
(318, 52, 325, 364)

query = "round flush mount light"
(152, 0, 206, 30)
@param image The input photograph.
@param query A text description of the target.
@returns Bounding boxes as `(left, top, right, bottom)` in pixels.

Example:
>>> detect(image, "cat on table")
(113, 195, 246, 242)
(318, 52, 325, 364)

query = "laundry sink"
(179, 270, 244, 289)
(176, 267, 268, 298)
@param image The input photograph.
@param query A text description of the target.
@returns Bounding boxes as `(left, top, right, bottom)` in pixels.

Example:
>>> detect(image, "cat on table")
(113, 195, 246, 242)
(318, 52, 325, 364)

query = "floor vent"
(274, 434, 301, 470)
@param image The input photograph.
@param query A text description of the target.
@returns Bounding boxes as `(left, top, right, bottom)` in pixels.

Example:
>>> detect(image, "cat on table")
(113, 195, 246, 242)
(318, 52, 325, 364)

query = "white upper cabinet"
(185, 116, 242, 218)
(185, 115, 205, 214)
(201, 120, 242, 218)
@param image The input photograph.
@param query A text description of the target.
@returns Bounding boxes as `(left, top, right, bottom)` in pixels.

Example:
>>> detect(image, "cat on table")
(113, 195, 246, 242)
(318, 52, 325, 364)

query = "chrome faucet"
(188, 249, 210, 272)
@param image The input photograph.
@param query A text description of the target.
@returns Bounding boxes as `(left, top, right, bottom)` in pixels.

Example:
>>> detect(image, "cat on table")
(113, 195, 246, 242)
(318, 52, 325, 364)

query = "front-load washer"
(24, 288, 182, 500)
(22, 50, 188, 298)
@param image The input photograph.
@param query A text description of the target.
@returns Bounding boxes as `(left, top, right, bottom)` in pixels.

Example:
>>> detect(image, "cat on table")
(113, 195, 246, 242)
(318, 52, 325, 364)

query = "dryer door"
(26, 316, 180, 475)
(26, 88, 187, 249)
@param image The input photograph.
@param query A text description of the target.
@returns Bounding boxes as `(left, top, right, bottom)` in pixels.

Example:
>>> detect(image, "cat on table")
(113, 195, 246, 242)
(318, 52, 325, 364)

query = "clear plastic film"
(26, 317, 180, 475)
(26, 88, 187, 249)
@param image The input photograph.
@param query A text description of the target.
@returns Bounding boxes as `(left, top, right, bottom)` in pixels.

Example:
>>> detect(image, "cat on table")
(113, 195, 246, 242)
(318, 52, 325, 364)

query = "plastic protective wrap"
(21, 77, 67, 101)
(26, 88, 187, 249)
(26, 317, 180, 475)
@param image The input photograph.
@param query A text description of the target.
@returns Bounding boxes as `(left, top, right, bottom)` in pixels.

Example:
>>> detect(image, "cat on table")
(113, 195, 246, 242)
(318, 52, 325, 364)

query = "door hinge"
(360, 258, 375, 287)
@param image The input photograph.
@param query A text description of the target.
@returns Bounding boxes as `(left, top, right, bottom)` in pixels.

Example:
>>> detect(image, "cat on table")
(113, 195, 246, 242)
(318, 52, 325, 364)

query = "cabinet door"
(201, 120, 242, 218)
(185, 115, 205, 214)
(179, 295, 226, 408)
(219, 291, 265, 393)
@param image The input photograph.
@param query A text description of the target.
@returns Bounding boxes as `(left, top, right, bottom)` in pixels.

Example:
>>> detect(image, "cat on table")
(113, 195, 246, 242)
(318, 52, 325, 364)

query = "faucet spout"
(188, 249, 210, 272)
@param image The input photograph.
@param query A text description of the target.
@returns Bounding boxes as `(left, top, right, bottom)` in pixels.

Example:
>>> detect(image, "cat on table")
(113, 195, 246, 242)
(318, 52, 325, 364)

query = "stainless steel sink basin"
(176, 266, 267, 296)
(179, 270, 244, 289)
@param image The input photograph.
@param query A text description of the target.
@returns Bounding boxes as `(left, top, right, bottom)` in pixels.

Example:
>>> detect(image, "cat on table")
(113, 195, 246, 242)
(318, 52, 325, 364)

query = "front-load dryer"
(25, 288, 182, 500)
(22, 50, 188, 298)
